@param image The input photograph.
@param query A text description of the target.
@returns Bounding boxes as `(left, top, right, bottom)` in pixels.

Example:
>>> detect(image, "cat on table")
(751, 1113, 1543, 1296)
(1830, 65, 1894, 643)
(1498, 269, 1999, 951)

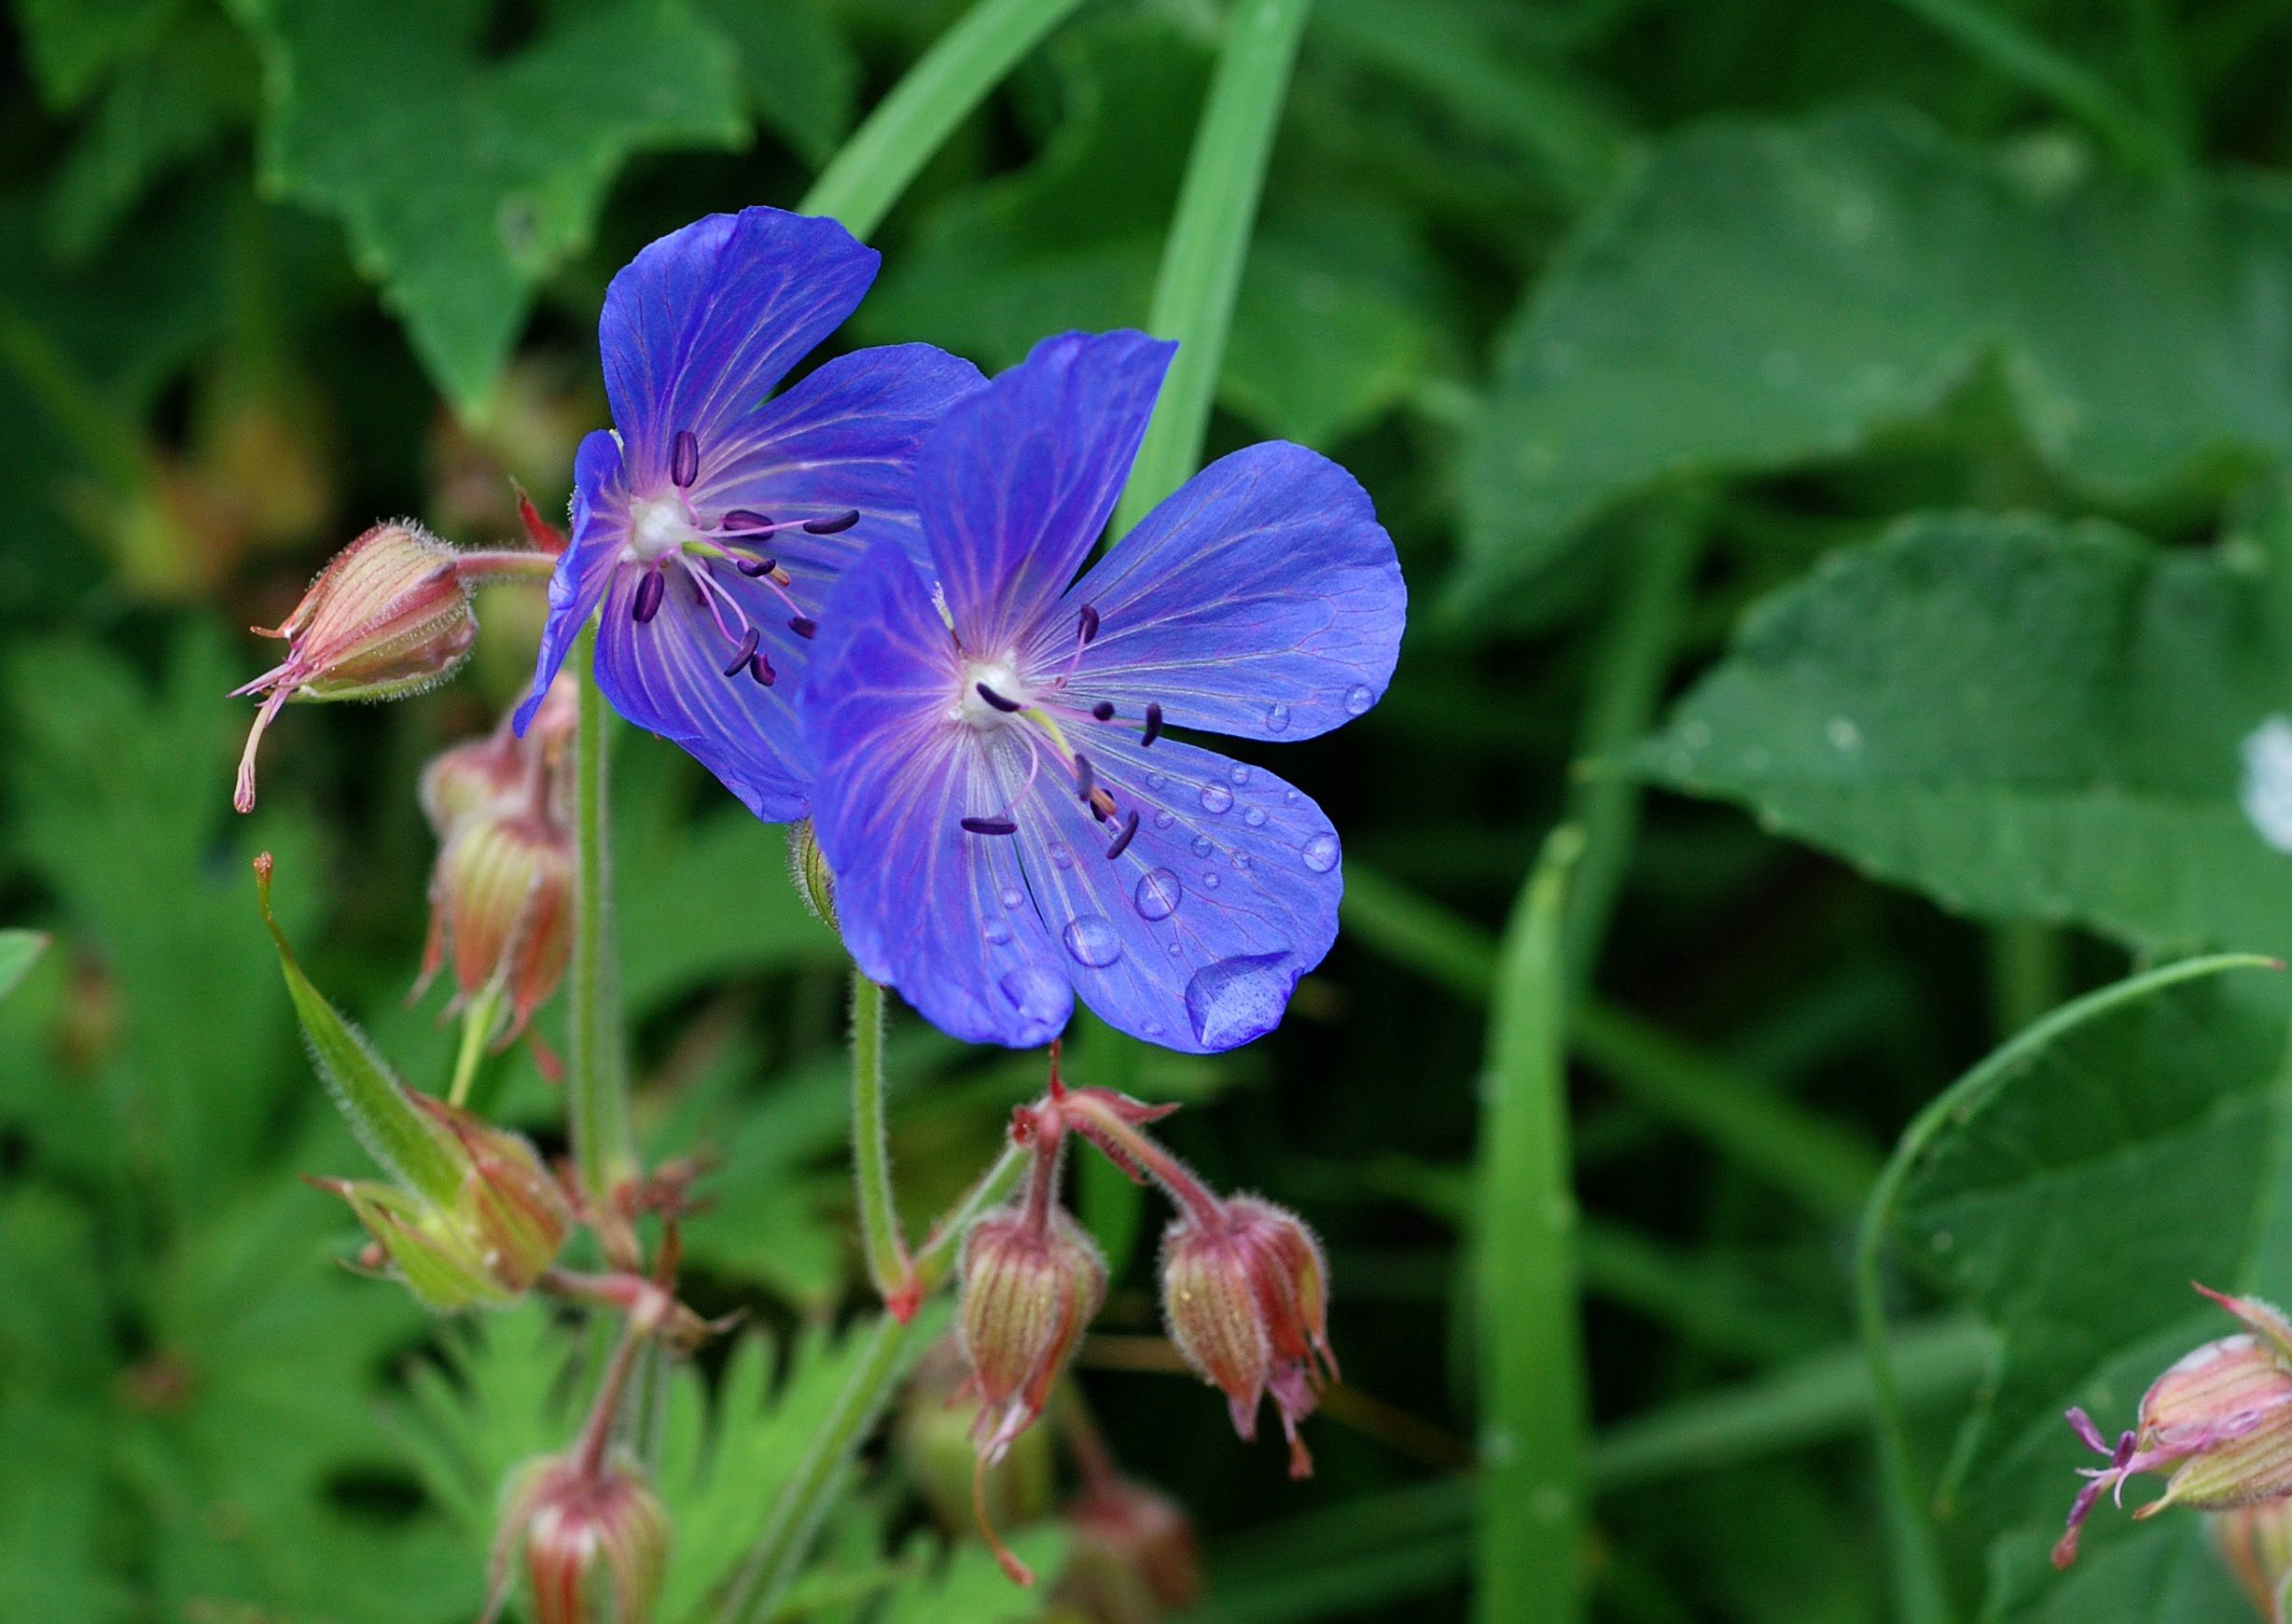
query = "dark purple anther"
(803, 509, 860, 534)
(1104, 809, 1140, 860)
(1141, 701, 1163, 747)
(961, 816, 1019, 836)
(1091, 701, 1116, 722)
(975, 683, 1023, 714)
(671, 429, 700, 489)
(749, 651, 776, 687)
(737, 554, 777, 578)
(1078, 604, 1101, 644)
(632, 568, 665, 624)
(722, 628, 760, 677)
(1074, 753, 1095, 804)
(788, 616, 818, 640)
(722, 509, 772, 532)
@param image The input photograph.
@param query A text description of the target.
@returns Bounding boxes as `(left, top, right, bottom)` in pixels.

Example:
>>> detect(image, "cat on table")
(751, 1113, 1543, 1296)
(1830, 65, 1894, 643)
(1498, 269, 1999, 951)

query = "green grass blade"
(1114, 0, 1315, 534)
(799, 0, 1090, 238)
(1475, 826, 1587, 1624)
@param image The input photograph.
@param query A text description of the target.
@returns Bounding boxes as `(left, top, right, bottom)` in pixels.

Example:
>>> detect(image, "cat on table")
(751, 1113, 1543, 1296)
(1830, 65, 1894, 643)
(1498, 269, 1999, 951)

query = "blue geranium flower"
(517, 207, 983, 820)
(801, 330, 1406, 1053)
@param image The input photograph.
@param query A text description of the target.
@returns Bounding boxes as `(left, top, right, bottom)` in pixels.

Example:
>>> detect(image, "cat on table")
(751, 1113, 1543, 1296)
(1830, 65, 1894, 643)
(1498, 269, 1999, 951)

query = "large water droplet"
(1000, 886, 1023, 909)
(1184, 953, 1293, 1048)
(998, 966, 1068, 1027)
(1153, 809, 1176, 830)
(1191, 836, 1213, 858)
(1243, 808, 1267, 827)
(984, 918, 1013, 945)
(1229, 765, 1250, 784)
(1343, 684, 1373, 715)
(1301, 832, 1340, 873)
(1266, 702, 1290, 733)
(1134, 868, 1183, 921)
(1063, 915, 1121, 968)
(1199, 784, 1232, 814)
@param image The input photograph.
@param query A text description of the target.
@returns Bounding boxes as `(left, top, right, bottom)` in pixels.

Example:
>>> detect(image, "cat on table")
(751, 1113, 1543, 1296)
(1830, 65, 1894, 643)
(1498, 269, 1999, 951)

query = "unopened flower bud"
(233, 521, 479, 812)
(417, 805, 574, 1047)
(486, 1452, 669, 1624)
(1058, 1475, 1202, 1624)
(2214, 1497, 2292, 1622)
(1160, 1196, 1337, 1479)
(959, 1203, 1106, 1464)
(2056, 1285, 2292, 1568)
(420, 729, 528, 837)
(316, 1100, 570, 1310)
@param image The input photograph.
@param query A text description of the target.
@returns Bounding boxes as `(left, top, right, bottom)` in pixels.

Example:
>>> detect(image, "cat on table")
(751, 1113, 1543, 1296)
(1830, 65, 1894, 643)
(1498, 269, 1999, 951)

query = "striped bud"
(417, 806, 574, 1048)
(487, 1453, 670, 1624)
(958, 1203, 1105, 1464)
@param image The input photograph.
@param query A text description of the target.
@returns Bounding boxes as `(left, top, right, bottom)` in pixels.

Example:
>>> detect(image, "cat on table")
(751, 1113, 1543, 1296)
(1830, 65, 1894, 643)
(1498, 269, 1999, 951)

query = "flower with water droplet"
(516, 206, 984, 821)
(800, 331, 1404, 1052)
(2054, 1284, 2292, 1569)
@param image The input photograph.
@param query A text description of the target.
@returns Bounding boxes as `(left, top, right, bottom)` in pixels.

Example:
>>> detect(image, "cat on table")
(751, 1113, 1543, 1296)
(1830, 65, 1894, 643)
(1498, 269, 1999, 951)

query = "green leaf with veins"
(1459, 107, 2292, 609)
(1641, 511, 2292, 962)
(224, 0, 746, 416)
(1874, 959, 2291, 1622)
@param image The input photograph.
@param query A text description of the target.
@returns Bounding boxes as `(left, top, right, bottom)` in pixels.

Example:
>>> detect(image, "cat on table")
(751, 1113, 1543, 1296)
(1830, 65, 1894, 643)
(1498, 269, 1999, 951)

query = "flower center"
(625, 498, 693, 563)
(960, 659, 1028, 728)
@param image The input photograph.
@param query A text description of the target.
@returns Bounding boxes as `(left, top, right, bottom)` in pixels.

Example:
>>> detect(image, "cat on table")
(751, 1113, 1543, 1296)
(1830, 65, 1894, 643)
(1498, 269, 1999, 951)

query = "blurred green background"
(15, 0, 2292, 1620)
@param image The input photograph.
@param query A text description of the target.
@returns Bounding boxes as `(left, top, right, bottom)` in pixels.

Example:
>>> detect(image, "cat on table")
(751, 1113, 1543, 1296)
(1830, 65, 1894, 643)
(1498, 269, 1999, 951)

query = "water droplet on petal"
(1284, 789, 1299, 804)
(1000, 887, 1023, 909)
(1243, 808, 1266, 827)
(1063, 915, 1121, 968)
(1200, 871, 1220, 889)
(1344, 684, 1373, 715)
(998, 966, 1068, 1027)
(1184, 952, 1293, 1048)
(1049, 844, 1074, 869)
(1266, 703, 1290, 733)
(1232, 853, 1253, 872)
(1229, 766, 1250, 784)
(1191, 837, 1213, 858)
(1146, 772, 1168, 792)
(1134, 868, 1183, 921)
(1301, 832, 1340, 873)
(984, 918, 1013, 945)
(1199, 784, 1232, 814)
(1153, 809, 1176, 830)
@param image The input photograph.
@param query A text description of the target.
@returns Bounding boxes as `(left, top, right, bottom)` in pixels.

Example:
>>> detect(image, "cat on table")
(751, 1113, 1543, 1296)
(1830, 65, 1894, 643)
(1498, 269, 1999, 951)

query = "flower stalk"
(567, 624, 635, 1207)
(849, 968, 919, 1319)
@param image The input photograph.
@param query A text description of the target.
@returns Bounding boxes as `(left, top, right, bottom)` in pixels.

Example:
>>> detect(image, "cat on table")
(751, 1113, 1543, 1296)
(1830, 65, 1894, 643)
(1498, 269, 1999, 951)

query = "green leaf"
(690, 0, 854, 169)
(1642, 511, 2292, 961)
(872, 1525, 1071, 1624)
(1864, 957, 2292, 1622)
(13, 0, 180, 109)
(224, 0, 747, 415)
(0, 932, 48, 1007)
(1459, 107, 2292, 608)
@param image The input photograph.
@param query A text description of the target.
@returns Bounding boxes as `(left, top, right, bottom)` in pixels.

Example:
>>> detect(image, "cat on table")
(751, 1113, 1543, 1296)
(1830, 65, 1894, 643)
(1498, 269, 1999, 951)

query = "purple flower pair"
(527, 210, 1406, 1052)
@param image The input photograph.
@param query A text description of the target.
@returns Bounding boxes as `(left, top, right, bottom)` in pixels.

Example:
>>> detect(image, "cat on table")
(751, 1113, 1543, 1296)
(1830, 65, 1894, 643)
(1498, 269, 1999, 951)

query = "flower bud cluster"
(414, 677, 577, 1051)
(2057, 1285, 2292, 1570)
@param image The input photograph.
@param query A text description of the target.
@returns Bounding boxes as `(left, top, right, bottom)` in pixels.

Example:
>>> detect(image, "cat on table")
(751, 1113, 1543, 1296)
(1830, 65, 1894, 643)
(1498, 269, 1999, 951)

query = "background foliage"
(11, 0, 2292, 1621)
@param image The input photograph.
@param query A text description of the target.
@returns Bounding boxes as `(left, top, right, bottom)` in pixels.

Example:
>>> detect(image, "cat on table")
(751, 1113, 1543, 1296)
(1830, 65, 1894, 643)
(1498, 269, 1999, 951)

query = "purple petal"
(695, 341, 986, 568)
(593, 560, 818, 823)
(803, 541, 1075, 1045)
(515, 430, 628, 735)
(600, 208, 879, 486)
(1049, 441, 1407, 742)
(921, 330, 1175, 656)
(2064, 1407, 2113, 1456)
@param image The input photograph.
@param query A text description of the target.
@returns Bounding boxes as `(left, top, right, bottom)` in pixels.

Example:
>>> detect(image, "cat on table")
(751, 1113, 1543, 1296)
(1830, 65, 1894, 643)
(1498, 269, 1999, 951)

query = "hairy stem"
(568, 625, 634, 1203)
(848, 968, 915, 1312)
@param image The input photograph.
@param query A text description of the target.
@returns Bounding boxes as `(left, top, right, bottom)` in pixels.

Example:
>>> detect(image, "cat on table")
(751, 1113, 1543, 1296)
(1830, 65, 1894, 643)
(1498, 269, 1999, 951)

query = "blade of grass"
(797, 0, 1090, 238)
(1854, 952, 2279, 1624)
(1475, 825, 1587, 1624)
(1114, 0, 1315, 533)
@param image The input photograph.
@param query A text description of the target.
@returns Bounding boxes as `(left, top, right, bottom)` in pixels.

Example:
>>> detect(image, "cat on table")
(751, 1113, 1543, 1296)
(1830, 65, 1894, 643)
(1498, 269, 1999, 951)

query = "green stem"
(568, 625, 634, 1203)
(1474, 826, 1587, 1624)
(797, 0, 1091, 239)
(1562, 501, 1703, 998)
(712, 1144, 1026, 1624)
(1114, 0, 1316, 534)
(848, 968, 915, 1309)
(1986, 919, 2066, 1038)
(446, 982, 502, 1108)
(1854, 952, 2275, 1624)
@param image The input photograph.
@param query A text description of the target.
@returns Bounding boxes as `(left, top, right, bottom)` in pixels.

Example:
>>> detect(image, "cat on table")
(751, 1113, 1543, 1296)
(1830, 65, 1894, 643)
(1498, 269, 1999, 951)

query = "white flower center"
(625, 498, 692, 563)
(958, 658, 1027, 728)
